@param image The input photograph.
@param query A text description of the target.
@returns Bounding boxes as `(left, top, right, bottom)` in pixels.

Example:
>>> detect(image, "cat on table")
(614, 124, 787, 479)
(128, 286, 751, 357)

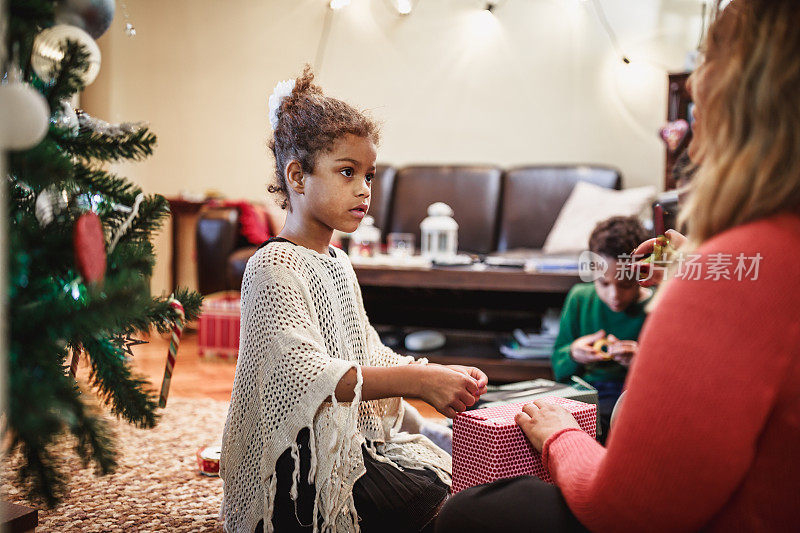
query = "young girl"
(220, 67, 488, 533)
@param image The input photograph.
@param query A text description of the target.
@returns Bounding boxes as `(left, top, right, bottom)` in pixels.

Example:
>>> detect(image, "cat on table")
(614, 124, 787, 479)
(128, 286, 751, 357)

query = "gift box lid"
(201, 291, 241, 314)
(460, 396, 591, 428)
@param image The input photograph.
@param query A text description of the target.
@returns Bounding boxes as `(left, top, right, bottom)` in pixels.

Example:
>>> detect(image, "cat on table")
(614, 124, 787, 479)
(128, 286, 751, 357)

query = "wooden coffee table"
(354, 264, 581, 383)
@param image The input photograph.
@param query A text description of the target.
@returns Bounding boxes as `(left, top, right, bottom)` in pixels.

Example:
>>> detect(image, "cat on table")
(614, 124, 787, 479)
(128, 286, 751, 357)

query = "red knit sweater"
(542, 213, 800, 532)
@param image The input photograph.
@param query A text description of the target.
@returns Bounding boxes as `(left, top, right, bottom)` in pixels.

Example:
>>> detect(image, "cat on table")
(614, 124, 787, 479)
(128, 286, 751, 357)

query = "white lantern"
(349, 215, 381, 258)
(420, 202, 458, 261)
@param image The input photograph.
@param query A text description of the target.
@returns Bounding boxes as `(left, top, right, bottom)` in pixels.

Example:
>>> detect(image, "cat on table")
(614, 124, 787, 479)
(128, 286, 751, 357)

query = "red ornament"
(74, 212, 107, 284)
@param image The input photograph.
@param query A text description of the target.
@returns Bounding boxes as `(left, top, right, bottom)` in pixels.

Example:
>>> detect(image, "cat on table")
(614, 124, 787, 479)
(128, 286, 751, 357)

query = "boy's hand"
(609, 336, 638, 367)
(515, 400, 581, 453)
(417, 364, 480, 418)
(570, 330, 606, 364)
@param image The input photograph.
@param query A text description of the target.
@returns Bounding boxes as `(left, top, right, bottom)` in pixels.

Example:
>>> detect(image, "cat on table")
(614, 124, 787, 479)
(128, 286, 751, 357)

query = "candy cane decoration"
(159, 296, 185, 408)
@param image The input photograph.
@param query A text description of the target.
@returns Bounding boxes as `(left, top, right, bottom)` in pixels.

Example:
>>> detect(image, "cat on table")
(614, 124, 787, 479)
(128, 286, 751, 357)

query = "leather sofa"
(195, 164, 623, 295)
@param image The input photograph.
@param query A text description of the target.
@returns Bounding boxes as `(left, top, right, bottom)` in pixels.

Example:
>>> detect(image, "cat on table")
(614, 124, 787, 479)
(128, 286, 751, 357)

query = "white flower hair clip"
(268, 79, 296, 131)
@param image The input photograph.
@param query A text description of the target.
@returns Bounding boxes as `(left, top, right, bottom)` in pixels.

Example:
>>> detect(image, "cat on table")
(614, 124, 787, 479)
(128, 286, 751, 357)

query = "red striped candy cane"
(159, 297, 185, 408)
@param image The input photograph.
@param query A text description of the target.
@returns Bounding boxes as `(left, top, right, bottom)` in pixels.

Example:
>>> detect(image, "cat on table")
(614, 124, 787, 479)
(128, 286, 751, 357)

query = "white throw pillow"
(542, 181, 656, 255)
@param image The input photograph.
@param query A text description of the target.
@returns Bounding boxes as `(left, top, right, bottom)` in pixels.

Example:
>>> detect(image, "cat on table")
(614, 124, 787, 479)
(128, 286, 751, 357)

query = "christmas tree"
(4, 0, 203, 506)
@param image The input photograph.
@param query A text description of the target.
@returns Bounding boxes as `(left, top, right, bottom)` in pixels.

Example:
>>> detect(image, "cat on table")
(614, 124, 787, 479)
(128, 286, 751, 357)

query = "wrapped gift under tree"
(198, 291, 241, 360)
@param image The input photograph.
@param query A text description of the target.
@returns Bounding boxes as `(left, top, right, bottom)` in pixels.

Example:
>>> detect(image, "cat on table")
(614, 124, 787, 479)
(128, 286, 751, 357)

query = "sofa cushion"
(542, 181, 656, 255)
(387, 165, 503, 255)
(497, 166, 622, 251)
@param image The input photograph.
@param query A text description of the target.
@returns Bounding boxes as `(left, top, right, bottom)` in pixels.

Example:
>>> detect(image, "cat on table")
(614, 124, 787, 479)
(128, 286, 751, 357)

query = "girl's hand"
(445, 365, 489, 397)
(632, 229, 687, 287)
(514, 400, 581, 453)
(417, 364, 481, 418)
(570, 330, 606, 364)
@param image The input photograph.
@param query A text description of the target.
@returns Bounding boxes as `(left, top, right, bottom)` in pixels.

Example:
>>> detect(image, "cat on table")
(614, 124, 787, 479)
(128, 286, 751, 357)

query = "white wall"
(83, 0, 703, 295)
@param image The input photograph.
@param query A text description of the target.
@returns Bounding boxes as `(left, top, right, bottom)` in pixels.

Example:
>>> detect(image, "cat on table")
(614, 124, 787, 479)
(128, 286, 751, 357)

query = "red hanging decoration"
(73, 212, 107, 284)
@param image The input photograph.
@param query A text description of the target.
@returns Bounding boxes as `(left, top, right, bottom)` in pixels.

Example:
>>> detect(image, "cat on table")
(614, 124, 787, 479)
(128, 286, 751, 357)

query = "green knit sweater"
(552, 283, 651, 384)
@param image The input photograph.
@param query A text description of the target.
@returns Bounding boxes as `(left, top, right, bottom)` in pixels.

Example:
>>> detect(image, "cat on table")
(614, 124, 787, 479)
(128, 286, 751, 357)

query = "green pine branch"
(81, 336, 160, 429)
(59, 128, 158, 163)
(142, 289, 205, 335)
(72, 164, 144, 206)
(122, 194, 171, 240)
(7, 338, 116, 507)
(8, 140, 75, 193)
(44, 40, 90, 109)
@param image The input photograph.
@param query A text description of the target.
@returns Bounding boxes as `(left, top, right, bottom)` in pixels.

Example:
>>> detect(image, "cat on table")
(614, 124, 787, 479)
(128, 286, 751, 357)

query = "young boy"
(551, 216, 652, 442)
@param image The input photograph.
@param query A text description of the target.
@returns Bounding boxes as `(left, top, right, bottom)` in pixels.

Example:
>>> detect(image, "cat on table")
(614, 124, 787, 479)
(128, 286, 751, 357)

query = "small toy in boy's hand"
(591, 337, 614, 360)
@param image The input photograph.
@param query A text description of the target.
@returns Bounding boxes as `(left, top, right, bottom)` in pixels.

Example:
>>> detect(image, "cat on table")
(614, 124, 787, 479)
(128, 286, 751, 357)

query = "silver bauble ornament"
(52, 100, 80, 135)
(55, 0, 116, 39)
(31, 24, 102, 86)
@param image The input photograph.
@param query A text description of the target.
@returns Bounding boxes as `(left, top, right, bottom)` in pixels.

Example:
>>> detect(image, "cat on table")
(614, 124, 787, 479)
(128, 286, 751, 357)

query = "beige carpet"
(3, 397, 228, 532)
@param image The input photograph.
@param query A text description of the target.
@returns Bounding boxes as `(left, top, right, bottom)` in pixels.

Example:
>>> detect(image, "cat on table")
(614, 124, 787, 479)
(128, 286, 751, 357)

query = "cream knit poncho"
(219, 242, 452, 533)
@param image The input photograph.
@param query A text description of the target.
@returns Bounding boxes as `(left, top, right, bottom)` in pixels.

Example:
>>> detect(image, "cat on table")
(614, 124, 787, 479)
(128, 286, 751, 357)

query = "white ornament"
(268, 79, 296, 130)
(420, 202, 458, 261)
(0, 72, 50, 150)
(31, 24, 102, 86)
(35, 188, 69, 226)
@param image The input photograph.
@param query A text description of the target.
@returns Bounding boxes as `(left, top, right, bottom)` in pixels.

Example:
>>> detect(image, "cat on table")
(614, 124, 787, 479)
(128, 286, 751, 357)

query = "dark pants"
(256, 428, 446, 532)
(593, 380, 624, 445)
(435, 476, 588, 533)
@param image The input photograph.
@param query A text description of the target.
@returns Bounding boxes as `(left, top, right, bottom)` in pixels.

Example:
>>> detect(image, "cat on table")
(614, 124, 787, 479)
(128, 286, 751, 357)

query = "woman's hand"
(514, 400, 581, 453)
(632, 229, 688, 287)
(570, 330, 606, 364)
(416, 364, 481, 418)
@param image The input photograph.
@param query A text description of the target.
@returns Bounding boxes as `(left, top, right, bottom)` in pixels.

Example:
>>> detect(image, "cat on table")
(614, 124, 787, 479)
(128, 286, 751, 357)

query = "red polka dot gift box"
(452, 397, 596, 493)
(198, 291, 241, 360)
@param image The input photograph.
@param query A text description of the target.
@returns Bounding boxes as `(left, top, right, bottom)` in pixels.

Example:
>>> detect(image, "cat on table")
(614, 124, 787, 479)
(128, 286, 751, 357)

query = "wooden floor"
(92, 330, 441, 418)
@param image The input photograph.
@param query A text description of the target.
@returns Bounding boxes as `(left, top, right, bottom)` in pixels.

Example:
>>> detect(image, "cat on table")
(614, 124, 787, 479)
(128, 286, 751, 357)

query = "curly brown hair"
(268, 65, 381, 209)
(589, 216, 649, 259)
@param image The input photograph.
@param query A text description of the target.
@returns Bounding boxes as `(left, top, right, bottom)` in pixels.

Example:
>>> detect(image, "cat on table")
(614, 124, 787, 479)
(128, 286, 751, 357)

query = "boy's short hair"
(268, 65, 380, 209)
(589, 216, 649, 259)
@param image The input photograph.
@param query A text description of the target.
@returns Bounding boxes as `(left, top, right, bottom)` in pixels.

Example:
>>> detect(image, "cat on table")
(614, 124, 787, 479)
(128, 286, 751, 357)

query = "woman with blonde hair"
(437, 1, 800, 531)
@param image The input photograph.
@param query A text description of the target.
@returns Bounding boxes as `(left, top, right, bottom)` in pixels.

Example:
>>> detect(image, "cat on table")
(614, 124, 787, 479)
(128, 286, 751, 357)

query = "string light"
(329, 0, 350, 10)
(587, 0, 631, 65)
(395, 0, 413, 15)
